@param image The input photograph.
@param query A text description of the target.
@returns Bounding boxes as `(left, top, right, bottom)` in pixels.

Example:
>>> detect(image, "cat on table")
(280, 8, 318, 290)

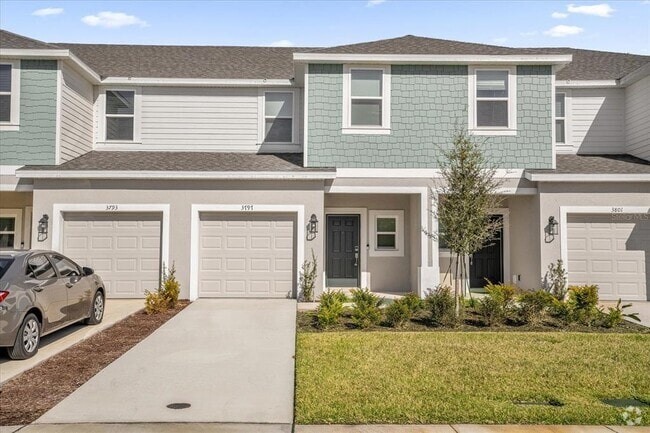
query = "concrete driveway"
(601, 301, 650, 327)
(36, 299, 296, 425)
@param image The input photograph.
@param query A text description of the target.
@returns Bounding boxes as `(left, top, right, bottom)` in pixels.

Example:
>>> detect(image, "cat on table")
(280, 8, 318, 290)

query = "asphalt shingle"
(527, 154, 650, 175)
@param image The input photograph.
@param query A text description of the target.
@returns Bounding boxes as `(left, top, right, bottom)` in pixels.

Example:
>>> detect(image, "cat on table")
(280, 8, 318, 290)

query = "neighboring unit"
(1, 30, 648, 301)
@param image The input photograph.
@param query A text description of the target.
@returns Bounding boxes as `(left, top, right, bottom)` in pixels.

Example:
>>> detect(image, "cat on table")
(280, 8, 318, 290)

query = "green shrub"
(425, 286, 457, 327)
(567, 285, 599, 325)
(601, 299, 641, 328)
(350, 288, 383, 329)
(385, 299, 412, 328)
(401, 292, 424, 313)
(477, 296, 503, 326)
(299, 250, 318, 302)
(144, 263, 180, 314)
(477, 282, 518, 326)
(544, 259, 568, 300)
(316, 290, 347, 329)
(464, 296, 479, 309)
(485, 282, 518, 311)
(516, 289, 555, 325)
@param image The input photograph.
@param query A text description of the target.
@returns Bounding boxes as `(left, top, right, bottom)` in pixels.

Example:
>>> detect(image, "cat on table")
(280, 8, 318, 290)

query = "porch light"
(308, 214, 319, 235)
(548, 216, 559, 236)
(38, 214, 49, 241)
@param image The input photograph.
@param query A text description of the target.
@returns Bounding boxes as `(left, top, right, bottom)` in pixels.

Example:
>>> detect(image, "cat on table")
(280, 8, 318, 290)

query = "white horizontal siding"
(60, 63, 94, 162)
(567, 88, 625, 154)
(625, 76, 650, 161)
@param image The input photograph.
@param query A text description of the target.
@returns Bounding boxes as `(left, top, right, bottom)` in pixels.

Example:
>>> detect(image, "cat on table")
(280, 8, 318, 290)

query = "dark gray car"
(0, 250, 105, 360)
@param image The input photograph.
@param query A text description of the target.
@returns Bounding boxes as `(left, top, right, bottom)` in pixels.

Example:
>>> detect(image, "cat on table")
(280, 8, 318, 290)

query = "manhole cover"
(602, 399, 649, 408)
(166, 402, 191, 409)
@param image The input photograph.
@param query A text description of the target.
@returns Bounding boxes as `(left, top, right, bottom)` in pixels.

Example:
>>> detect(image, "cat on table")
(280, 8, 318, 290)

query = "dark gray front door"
(326, 215, 360, 287)
(470, 215, 504, 288)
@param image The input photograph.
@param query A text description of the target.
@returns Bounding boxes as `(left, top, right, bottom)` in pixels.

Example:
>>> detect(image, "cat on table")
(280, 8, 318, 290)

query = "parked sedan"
(0, 250, 105, 360)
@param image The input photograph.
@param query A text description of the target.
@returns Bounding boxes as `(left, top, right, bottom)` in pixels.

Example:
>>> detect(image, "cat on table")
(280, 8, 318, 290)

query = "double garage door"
(61, 211, 296, 299)
(567, 214, 649, 301)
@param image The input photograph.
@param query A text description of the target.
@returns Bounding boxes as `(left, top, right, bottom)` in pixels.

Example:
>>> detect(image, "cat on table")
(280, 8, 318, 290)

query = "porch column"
(418, 188, 439, 297)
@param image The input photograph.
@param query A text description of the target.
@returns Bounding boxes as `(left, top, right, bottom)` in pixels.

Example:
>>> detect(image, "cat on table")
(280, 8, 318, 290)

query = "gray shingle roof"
(0, 29, 60, 50)
(19, 151, 333, 172)
(527, 154, 650, 175)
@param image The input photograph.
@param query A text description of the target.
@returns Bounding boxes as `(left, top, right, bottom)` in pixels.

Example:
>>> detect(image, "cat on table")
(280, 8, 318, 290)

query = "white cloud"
(81, 11, 148, 28)
(493, 37, 508, 44)
(552, 11, 569, 18)
(270, 40, 294, 47)
(367, 0, 386, 6)
(32, 7, 63, 16)
(567, 3, 615, 17)
(544, 25, 585, 37)
(519, 31, 538, 37)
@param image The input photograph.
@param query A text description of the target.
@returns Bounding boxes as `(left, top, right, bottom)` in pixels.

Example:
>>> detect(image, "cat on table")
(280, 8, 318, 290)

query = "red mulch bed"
(0, 301, 189, 426)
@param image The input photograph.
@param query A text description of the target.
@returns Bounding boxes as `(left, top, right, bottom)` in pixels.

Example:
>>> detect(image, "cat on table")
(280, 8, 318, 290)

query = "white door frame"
(0, 209, 23, 249)
(324, 207, 369, 289)
(190, 204, 305, 301)
(51, 203, 170, 270)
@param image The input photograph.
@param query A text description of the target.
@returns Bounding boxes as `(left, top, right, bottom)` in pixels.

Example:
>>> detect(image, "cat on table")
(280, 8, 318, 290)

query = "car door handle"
(33, 286, 44, 292)
(65, 282, 74, 288)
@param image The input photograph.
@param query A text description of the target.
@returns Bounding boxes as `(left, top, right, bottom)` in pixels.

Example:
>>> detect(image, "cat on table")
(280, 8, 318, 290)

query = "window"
(469, 67, 516, 134)
(369, 210, 404, 257)
(26, 255, 56, 280)
(105, 90, 135, 141)
(343, 65, 391, 134)
(555, 93, 566, 144)
(263, 91, 294, 143)
(0, 60, 20, 128)
(49, 254, 81, 277)
(0, 217, 16, 248)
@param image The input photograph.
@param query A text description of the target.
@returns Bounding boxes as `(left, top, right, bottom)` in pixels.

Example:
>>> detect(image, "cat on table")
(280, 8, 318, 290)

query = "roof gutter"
(525, 172, 650, 182)
(293, 53, 573, 66)
(619, 62, 650, 87)
(16, 170, 336, 181)
(0, 48, 101, 84)
(98, 77, 295, 87)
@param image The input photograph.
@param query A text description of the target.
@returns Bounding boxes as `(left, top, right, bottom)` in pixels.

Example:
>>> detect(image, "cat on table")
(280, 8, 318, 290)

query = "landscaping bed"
(295, 331, 650, 425)
(0, 301, 189, 426)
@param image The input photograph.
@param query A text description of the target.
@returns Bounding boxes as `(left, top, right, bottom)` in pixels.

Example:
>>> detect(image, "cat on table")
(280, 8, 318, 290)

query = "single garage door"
(567, 213, 649, 301)
(198, 213, 295, 298)
(62, 212, 162, 298)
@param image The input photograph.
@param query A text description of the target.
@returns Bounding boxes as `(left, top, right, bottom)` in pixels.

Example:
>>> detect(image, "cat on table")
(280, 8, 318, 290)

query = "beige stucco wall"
(31, 179, 325, 299)
(0, 191, 33, 249)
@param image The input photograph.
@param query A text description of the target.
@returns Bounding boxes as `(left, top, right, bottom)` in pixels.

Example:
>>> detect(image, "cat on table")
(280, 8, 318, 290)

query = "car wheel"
(8, 313, 41, 360)
(84, 291, 104, 325)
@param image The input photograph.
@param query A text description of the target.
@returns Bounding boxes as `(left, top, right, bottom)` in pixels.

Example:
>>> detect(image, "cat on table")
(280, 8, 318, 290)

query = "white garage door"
(62, 212, 162, 298)
(567, 214, 649, 301)
(198, 213, 295, 298)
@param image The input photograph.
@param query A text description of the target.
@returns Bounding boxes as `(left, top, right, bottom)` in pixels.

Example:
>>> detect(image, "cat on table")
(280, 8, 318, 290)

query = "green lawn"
(295, 332, 650, 425)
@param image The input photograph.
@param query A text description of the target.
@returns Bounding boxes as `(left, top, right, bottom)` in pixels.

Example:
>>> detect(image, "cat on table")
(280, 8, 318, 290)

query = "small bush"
(425, 286, 457, 327)
(544, 259, 568, 300)
(385, 299, 412, 328)
(478, 296, 503, 326)
(316, 290, 347, 329)
(401, 293, 424, 313)
(567, 285, 599, 325)
(464, 296, 479, 309)
(485, 282, 518, 311)
(350, 288, 383, 329)
(144, 263, 180, 314)
(517, 289, 555, 325)
(478, 282, 518, 325)
(601, 299, 641, 328)
(299, 250, 318, 302)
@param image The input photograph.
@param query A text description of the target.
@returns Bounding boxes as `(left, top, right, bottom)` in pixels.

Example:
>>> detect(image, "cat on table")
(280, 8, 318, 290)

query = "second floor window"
(476, 70, 510, 128)
(264, 92, 294, 143)
(106, 90, 135, 141)
(0, 64, 12, 123)
(555, 93, 566, 144)
(343, 65, 391, 133)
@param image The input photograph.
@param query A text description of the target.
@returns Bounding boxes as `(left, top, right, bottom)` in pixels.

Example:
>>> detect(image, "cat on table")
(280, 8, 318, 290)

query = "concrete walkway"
(0, 300, 143, 384)
(35, 299, 296, 425)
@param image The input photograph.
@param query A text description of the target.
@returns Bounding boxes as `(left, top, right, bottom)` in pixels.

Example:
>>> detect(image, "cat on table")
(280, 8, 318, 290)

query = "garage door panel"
(198, 213, 295, 298)
(567, 213, 648, 301)
(63, 212, 162, 298)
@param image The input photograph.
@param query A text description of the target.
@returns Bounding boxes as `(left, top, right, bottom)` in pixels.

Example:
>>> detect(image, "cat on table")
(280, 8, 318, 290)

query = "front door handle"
(354, 246, 359, 267)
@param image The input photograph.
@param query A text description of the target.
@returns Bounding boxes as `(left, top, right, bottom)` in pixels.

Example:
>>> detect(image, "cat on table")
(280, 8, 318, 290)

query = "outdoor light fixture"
(548, 216, 559, 236)
(308, 214, 319, 235)
(38, 214, 49, 241)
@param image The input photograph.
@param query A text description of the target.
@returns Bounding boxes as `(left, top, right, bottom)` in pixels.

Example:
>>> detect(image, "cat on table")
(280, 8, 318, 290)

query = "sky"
(1, 1, 648, 55)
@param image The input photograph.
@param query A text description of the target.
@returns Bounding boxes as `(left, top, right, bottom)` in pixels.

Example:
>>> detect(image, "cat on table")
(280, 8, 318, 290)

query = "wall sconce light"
(308, 214, 319, 235)
(38, 214, 49, 241)
(548, 216, 559, 236)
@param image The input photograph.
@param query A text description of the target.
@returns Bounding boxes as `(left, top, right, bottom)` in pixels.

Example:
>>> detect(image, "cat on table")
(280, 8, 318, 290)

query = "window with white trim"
(343, 65, 391, 133)
(0, 216, 16, 248)
(369, 210, 404, 257)
(469, 67, 516, 134)
(105, 90, 135, 141)
(555, 93, 566, 144)
(263, 91, 294, 143)
(0, 60, 20, 128)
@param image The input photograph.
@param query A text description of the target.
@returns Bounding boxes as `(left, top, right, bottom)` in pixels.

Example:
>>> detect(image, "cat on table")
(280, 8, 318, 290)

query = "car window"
(0, 257, 14, 279)
(26, 255, 57, 280)
(49, 255, 81, 278)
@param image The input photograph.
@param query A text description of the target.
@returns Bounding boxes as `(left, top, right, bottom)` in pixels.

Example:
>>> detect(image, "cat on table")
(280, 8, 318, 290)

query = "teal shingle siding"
(307, 64, 552, 168)
(0, 60, 57, 165)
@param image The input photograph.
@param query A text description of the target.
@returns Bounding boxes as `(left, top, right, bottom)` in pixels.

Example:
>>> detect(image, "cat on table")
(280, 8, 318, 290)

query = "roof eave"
(0, 48, 101, 84)
(16, 170, 336, 180)
(292, 53, 573, 65)
(98, 77, 295, 87)
(524, 172, 650, 182)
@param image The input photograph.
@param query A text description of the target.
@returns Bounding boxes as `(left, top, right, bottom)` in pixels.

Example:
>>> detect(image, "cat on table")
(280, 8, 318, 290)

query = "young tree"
(431, 129, 504, 315)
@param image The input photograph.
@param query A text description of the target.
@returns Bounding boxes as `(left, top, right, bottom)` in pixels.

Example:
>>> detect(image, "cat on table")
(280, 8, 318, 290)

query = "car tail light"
(0, 291, 9, 303)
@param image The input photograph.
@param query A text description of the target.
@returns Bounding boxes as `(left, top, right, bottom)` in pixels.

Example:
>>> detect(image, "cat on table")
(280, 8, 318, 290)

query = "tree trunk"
(454, 252, 461, 317)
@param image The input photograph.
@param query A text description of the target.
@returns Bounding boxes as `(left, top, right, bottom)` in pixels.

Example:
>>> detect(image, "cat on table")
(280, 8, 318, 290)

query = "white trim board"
(0, 209, 23, 250)
(49, 203, 171, 279)
(335, 168, 525, 179)
(525, 172, 650, 182)
(324, 207, 369, 289)
(368, 210, 405, 257)
(293, 53, 573, 66)
(189, 204, 306, 301)
(100, 77, 295, 87)
(0, 166, 23, 176)
(17, 170, 336, 180)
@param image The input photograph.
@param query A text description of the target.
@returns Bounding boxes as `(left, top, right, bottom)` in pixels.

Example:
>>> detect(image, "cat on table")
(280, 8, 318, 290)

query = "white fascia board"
(0, 49, 102, 84)
(16, 170, 336, 180)
(336, 168, 525, 179)
(525, 172, 650, 182)
(555, 80, 619, 88)
(99, 77, 295, 87)
(293, 53, 573, 65)
(619, 62, 650, 87)
(66, 52, 101, 84)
